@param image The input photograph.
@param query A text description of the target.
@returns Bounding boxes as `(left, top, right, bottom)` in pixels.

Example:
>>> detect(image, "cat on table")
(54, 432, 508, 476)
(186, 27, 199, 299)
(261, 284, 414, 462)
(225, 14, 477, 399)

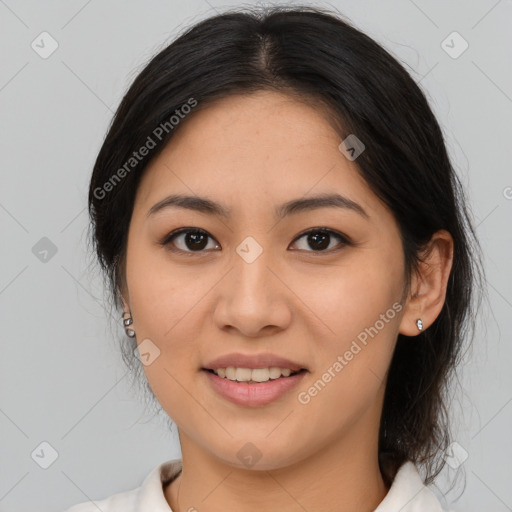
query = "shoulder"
(60, 459, 183, 512)
(375, 461, 453, 512)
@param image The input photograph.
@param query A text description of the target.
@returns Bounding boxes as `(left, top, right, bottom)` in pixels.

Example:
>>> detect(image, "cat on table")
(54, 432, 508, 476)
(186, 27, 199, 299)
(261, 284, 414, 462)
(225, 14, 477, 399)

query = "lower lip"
(203, 369, 308, 407)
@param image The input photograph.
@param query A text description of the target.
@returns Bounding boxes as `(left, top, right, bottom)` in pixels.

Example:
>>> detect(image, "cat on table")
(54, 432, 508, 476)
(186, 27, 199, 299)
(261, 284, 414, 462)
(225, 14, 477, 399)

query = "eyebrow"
(146, 192, 369, 220)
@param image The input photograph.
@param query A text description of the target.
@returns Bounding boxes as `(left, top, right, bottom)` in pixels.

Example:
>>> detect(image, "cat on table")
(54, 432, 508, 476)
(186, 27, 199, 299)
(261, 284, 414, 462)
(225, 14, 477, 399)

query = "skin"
(120, 90, 454, 512)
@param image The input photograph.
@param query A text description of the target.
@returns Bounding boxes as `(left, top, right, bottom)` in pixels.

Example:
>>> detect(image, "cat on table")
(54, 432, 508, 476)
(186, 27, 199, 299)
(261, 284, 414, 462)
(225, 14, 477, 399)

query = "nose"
(212, 242, 292, 338)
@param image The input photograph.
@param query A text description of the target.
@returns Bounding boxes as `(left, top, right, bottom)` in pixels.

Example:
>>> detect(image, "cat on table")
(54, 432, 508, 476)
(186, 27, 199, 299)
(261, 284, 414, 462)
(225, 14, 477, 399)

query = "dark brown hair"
(87, 5, 485, 485)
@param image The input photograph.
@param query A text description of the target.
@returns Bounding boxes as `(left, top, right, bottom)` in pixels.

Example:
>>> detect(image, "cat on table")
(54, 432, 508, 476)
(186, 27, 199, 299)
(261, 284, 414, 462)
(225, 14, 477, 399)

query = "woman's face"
(123, 90, 409, 469)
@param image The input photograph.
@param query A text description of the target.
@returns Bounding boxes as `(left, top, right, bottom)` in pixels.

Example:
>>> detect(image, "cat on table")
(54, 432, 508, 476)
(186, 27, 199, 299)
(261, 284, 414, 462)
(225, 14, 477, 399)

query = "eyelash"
(159, 227, 352, 256)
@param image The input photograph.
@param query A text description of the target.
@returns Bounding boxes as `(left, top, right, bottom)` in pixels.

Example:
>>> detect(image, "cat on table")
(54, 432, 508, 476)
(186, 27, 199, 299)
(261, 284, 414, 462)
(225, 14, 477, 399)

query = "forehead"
(134, 90, 377, 217)
(167, 90, 341, 157)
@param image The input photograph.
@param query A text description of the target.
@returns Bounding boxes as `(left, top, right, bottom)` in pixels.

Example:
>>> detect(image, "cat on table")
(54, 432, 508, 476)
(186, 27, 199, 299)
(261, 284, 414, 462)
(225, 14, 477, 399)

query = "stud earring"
(122, 311, 136, 338)
(416, 318, 423, 331)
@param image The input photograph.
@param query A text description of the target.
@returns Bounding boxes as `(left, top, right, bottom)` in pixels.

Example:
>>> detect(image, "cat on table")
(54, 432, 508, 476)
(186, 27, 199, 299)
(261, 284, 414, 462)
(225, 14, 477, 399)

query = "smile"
(203, 368, 308, 407)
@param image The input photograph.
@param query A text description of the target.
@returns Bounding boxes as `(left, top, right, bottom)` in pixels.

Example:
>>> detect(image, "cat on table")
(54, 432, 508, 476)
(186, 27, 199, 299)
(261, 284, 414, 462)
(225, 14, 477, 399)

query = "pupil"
(308, 231, 329, 250)
(186, 230, 208, 250)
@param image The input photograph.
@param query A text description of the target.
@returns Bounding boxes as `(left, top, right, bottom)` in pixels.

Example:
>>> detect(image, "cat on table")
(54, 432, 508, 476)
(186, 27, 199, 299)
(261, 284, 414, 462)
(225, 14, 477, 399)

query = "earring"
(416, 318, 423, 331)
(122, 311, 136, 338)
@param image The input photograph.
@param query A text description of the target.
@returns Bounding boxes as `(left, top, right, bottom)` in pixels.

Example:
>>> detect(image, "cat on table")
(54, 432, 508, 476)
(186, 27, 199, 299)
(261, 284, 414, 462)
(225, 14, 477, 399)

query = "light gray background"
(1, 1, 511, 511)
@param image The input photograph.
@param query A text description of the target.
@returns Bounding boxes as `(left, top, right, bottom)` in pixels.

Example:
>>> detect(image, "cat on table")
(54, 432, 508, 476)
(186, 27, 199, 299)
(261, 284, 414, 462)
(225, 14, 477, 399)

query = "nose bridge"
(231, 235, 273, 296)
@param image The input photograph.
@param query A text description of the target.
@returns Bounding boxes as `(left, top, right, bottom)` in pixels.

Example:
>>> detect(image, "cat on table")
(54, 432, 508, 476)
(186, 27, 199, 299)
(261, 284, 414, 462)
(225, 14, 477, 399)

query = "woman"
(65, 5, 483, 511)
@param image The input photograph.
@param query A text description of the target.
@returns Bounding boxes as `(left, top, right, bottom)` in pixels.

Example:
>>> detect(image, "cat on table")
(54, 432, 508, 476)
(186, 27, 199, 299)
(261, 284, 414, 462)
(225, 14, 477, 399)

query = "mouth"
(202, 367, 309, 407)
(200, 353, 309, 406)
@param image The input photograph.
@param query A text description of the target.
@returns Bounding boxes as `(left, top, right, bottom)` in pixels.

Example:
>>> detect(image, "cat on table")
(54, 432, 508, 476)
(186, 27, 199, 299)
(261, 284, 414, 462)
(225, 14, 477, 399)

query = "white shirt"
(63, 458, 453, 511)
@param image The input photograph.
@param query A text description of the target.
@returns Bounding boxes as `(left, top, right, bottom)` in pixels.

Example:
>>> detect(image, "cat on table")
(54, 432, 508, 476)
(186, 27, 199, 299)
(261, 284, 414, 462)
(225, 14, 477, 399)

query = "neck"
(165, 423, 390, 512)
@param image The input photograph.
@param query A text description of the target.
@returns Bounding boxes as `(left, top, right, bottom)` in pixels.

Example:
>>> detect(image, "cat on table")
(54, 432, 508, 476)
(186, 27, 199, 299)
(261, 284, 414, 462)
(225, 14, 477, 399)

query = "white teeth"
(235, 367, 251, 381)
(269, 367, 283, 379)
(212, 366, 298, 382)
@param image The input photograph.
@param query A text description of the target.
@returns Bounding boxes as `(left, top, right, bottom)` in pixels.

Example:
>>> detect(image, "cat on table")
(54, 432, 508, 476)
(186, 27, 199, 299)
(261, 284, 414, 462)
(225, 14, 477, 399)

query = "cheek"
(292, 249, 403, 408)
(126, 241, 208, 337)
(125, 250, 216, 411)
(294, 266, 401, 434)
(296, 250, 403, 339)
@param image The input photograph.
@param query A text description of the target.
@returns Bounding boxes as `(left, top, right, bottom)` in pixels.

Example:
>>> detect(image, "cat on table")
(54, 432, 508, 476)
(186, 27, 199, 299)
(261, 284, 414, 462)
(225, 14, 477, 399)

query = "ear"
(116, 257, 131, 316)
(119, 282, 131, 317)
(121, 295, 130, 315)
(119, 289, 131, 314)
(398, 229, 454, 336)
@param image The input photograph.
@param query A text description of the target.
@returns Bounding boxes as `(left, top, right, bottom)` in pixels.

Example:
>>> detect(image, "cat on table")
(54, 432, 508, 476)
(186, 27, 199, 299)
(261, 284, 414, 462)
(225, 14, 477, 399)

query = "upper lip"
(203, 353, 307, 372)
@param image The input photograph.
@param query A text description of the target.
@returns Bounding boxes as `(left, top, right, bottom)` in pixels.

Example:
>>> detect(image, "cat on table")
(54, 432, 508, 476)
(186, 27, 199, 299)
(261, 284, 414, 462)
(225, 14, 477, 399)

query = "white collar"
(134, 459, 446, 511)
(134, 458, 182, 510)
(374, 461, 446, 511)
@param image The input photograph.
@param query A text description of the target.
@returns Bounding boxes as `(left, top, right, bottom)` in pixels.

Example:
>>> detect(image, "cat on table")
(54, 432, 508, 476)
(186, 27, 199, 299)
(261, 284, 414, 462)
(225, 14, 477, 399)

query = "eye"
(160, 227, 351, 256)
(289, 228, 350, 253)
(161, 228, 220, 254)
